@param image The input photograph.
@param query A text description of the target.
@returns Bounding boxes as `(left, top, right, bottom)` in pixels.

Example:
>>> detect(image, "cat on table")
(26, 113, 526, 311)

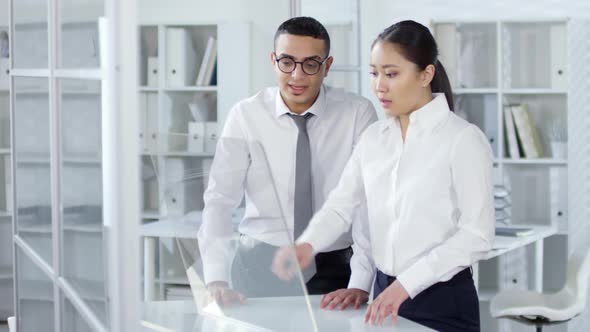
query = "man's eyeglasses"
(274, 54, 329, 75)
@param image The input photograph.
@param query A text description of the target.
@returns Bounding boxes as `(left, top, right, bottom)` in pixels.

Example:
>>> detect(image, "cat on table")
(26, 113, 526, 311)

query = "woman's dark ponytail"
(432, 60, 454, 111)
(373, 20, 454, 112)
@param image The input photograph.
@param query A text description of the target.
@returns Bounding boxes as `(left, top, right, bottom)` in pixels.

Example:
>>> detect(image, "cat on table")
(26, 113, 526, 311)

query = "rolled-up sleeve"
(197, 107, 249, 284)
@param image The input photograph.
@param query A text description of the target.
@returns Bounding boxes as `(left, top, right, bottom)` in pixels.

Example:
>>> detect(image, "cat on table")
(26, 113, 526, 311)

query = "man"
(197, 16, 377, 309)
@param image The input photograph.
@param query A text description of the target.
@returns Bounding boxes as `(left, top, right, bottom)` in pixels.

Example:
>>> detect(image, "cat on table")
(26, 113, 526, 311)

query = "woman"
(272, 20, 494, 331)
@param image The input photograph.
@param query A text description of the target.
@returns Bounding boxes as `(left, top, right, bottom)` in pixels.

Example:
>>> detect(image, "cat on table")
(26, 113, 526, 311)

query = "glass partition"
(12, 0, 48, 69)
(140, 137, 317, 331)
(59, 78, 107, 325)
(58, 0, 104, 68)
(13, 77, 52, 266)
(16, 246, 55, 332)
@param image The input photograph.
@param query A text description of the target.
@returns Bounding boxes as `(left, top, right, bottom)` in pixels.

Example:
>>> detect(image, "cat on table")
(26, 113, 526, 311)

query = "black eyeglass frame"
(273, 53, 330, 75)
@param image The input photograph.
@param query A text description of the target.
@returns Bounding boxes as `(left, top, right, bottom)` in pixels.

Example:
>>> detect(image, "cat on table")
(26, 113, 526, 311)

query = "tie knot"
(289, 113, 313, 132)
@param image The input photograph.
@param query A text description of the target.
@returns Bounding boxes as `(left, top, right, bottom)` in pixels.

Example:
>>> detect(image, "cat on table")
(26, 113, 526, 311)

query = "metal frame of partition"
(9, 0, 140, 331)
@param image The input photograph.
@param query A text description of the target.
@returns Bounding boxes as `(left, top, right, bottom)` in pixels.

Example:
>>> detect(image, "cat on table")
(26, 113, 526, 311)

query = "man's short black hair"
(274, 16, 331, 57)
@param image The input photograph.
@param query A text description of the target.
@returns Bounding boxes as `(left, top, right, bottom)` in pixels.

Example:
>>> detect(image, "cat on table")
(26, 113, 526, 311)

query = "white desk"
(141, 213, 241, 300)
(474, 224, 558, 297)
(142, 220, 557, 302)
(141, 295, 434, 332)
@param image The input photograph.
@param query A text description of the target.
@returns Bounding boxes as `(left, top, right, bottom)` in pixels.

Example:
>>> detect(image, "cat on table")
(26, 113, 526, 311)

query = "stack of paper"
(165, 285, 192, 300)
(493, 168, 512, 225)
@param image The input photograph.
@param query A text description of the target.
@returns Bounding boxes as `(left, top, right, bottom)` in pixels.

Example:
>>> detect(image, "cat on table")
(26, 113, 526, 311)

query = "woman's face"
(370, 41, 431, 118)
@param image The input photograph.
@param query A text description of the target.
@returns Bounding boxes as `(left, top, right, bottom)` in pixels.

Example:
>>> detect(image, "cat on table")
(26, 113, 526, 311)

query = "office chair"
(490, 248, 590, 332)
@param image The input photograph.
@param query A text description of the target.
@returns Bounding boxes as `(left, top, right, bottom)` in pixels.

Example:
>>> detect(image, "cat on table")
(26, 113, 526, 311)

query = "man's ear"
(270, 51, 276, 65)
(324, 56, 334, 77)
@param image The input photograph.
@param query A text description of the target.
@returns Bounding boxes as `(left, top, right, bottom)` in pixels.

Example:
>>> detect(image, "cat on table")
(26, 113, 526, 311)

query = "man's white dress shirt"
(298, 93, 495, 298)
(198, 85, 378, 290)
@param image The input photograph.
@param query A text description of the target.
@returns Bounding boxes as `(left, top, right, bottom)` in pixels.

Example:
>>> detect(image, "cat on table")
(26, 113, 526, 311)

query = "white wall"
(0, 0, 7, 27)
(138, 0, 291, 93)
(359, 0, 590, 115)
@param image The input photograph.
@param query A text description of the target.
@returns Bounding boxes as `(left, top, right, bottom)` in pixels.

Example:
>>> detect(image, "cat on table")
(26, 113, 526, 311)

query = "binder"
(195, 37, 217, 86)
(147, 56, 158, 87)
(511, 104, 544, 158)
(166, 28, 197, 87)
(140, 93, 159, 152)
(187, 122, 205, 153)
(204, 122, 218, 153)
(3, 157, 10, 213)
(0, 58, 8, 90)
(550, 24, 566, 90)
(504, 105, 520, 159)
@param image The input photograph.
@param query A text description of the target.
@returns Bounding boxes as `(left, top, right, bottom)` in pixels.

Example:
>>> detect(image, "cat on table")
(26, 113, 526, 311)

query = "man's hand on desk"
(206, 281, 247, 307)
(320, 288, 369, 310)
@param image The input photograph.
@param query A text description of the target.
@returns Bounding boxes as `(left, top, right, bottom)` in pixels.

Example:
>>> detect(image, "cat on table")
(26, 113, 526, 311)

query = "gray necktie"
(289, 113, 314, 240)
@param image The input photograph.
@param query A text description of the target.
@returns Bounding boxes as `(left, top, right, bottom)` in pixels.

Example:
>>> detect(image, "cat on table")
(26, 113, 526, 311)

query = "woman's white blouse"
(298, 93, 495, 298)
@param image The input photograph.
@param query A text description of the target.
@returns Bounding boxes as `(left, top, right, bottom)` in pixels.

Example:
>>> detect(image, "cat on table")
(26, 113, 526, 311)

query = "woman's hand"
(271, 243, 314, 280)
(364, 280, 410, 326)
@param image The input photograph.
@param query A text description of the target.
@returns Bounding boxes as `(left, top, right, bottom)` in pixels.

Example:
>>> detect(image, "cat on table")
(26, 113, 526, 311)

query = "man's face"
(271, 34, 333, 114)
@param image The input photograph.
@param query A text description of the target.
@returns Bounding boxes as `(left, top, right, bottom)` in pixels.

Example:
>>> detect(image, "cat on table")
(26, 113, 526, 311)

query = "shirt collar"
(380, 93, 450, 134)
(274, 84, 327, 118)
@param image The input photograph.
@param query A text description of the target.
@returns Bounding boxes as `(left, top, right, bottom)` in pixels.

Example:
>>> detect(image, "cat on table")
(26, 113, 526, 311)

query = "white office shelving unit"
(138, 22, 250, 299)
(433, 19, 586, 332)
(300, 0, 361, 94)
(0, 20, 12, 322)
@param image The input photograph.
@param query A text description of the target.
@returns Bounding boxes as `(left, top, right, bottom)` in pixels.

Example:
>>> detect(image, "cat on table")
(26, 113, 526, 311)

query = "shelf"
(502, 158, 567, 166)
(477, 288, 497, 302)
(139, 87, 159, 92)
(155, 276, 188, 285)
(141, 151, 214, 158)
(66, 278, 106, 302)
(18, 218, 52, 234)
(63, 156, 102, 165)
(16, 154, 101, 165)
(14, 90, 100, 96)
(502, 89, 567, 95)
(0, 148, 10, 154)
(63, 222, 102, 233)
(142, 211, 162, 219)
(454, 88, 498, 94)
(163, 86, 217, 92)
(0, 211, 12, 218)
(18, 280, 53, 301)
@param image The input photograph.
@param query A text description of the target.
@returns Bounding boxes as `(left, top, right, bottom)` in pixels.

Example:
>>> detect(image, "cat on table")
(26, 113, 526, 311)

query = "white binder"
(550, 24, 567, 90)
(162, 159, 186, 217)
(3, 157, 11, 213)
(140, 93, 159, 152)
(187, 122, 205, 153)
(147, 56, 158, 87)
(204, 122, 218, 153)
(0, 58, 8, 90)
(166, 28, 197, 87)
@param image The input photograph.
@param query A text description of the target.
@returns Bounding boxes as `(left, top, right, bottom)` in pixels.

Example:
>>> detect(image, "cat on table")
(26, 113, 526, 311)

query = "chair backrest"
(565, 247, 590, 311)
(7, 316, 16, 332)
